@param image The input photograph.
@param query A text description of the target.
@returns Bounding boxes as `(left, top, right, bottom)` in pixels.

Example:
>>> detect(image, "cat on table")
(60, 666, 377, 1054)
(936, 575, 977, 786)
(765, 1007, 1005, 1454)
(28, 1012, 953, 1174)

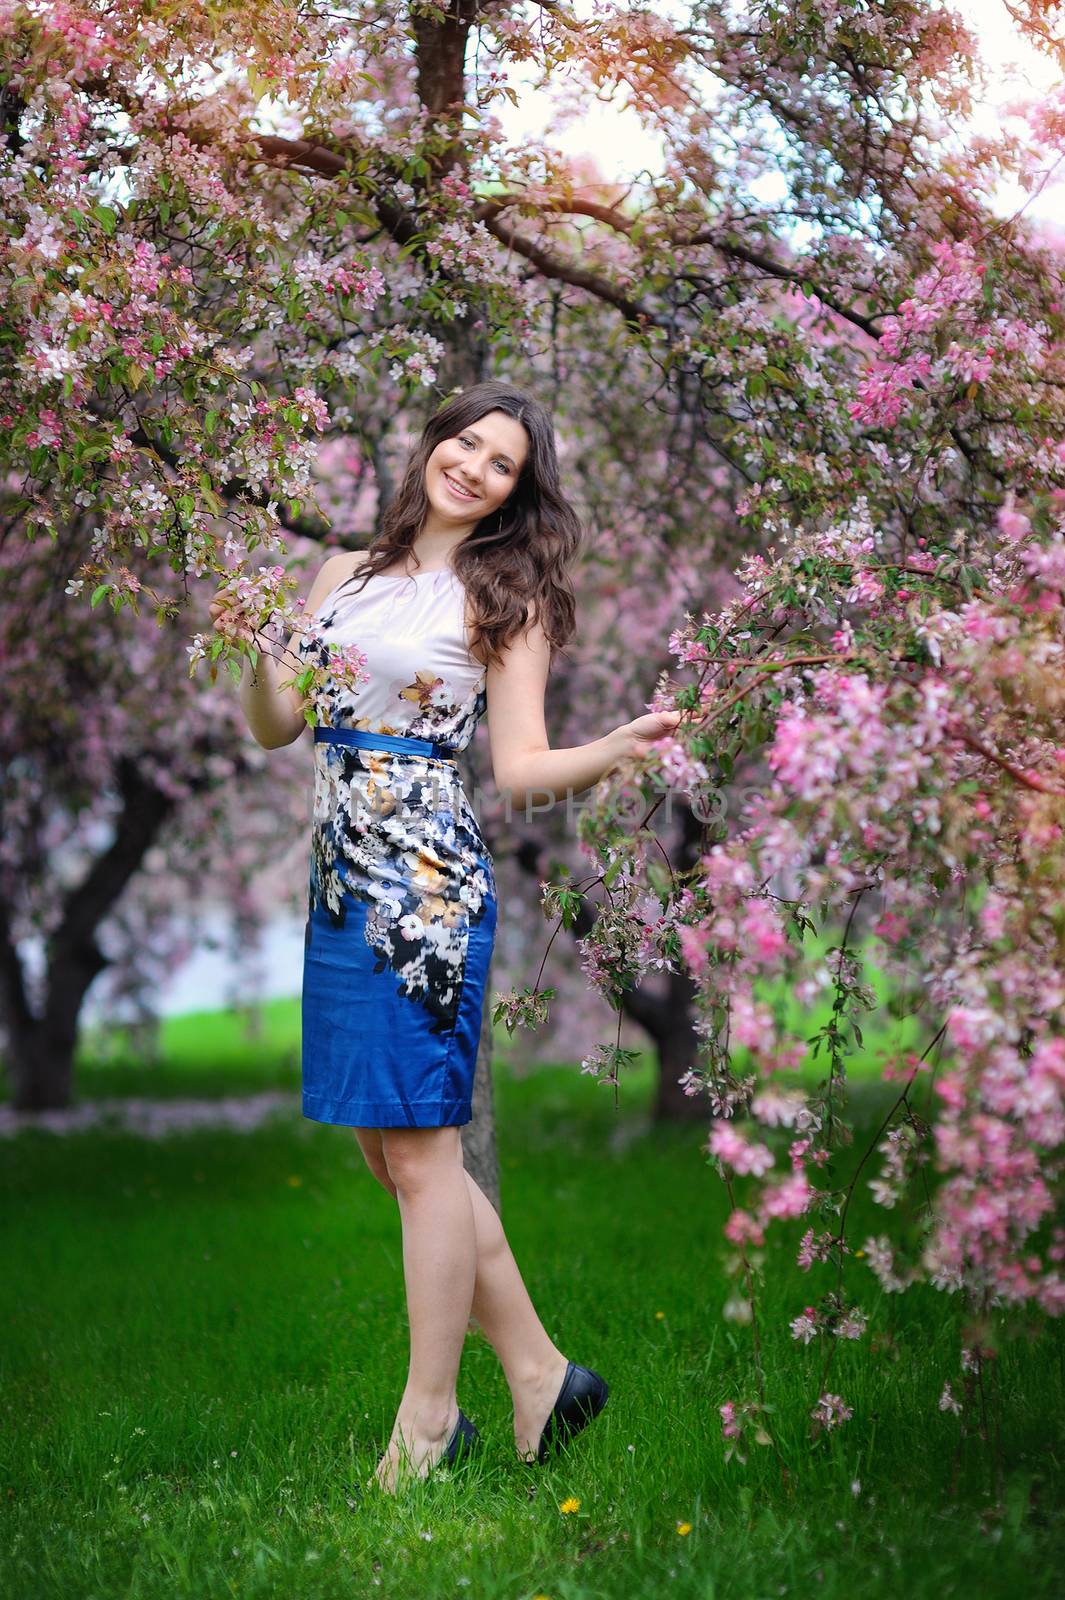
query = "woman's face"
(424, 408, 529, 528)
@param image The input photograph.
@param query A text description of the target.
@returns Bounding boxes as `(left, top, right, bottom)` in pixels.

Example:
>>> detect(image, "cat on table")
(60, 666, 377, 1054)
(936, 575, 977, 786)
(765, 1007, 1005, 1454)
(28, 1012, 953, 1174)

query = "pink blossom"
(797, 1229, 835, 1270)
(707, 1122, 775, 1177)
(810, 1393, 853, 1431)
(738, 898, 788, 964)
(759, 1174, 812, 1221)
(719, 1402, 741, 1440)
(790, 1308, 819, 1344)
(997, 501, 1032, 542)
(724, 1209, 765, 1247)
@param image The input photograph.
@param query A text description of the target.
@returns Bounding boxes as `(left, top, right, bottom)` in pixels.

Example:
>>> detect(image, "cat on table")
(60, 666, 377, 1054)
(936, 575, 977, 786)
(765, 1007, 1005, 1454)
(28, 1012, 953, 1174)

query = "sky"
(492, 0, 1065, 228)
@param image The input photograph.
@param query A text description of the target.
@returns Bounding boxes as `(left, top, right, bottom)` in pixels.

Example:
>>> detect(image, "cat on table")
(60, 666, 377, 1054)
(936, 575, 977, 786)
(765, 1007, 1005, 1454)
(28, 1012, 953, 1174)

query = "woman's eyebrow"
(466, 428, 516, 468)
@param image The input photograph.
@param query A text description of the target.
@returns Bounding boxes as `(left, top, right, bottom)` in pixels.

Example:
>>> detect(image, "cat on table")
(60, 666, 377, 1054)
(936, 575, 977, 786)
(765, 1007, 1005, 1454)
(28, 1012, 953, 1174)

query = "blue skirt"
(301, 727, 497, 1128)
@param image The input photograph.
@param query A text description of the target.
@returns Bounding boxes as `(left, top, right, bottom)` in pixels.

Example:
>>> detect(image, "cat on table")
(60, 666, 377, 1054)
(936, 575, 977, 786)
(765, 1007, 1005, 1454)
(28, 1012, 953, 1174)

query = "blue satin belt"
(313, 726, 459, 763)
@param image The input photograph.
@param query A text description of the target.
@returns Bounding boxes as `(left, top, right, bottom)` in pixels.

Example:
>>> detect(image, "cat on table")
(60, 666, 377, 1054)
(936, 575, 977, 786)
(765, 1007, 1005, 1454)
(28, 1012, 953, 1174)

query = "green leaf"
(90, 583, 111, 609)
(93, 203, 118, 236)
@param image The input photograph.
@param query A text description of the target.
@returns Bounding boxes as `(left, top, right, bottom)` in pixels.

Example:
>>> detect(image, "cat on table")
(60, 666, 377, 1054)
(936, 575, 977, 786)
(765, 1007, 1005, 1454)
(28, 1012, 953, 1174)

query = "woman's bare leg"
(355, 1128, 570, 1463)
(371, 1125, 476, 1491)
(461, 1165, 570, 1460)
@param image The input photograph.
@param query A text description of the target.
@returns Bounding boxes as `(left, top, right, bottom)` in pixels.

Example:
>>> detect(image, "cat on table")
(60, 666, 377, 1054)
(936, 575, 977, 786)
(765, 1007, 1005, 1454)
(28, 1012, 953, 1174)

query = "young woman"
(217, 379, 682, 1492)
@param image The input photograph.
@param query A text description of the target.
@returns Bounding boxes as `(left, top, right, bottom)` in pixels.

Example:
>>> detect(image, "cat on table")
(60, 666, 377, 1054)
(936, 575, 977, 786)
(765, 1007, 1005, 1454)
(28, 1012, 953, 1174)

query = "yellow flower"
(655, 1310, 666, 1320)
(676, 1521, 692, 1536)
(286, 1175, 303, 1187)
(855, 1249, 866, 1259)
(558, 1496, 581, 1514)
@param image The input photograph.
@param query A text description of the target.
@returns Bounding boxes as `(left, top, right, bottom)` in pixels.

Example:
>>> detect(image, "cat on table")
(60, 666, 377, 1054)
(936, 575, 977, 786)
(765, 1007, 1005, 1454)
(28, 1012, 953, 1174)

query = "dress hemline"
(302, 1091, 473, 1129)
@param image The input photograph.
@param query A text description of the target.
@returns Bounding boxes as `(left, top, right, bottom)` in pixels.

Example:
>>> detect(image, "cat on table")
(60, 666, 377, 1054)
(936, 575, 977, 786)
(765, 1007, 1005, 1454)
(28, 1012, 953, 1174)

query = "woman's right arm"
(214, 552, 361, 751)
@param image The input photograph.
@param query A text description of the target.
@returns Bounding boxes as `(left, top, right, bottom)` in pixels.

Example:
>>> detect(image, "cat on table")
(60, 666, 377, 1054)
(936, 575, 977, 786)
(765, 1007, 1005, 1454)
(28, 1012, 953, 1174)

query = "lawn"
(2, 1005, 1063, 1599)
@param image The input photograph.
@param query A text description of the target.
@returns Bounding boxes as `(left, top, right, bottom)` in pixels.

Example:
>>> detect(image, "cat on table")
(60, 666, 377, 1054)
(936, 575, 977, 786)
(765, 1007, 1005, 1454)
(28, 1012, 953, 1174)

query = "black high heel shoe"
(535, 1361, 610, 1464)
(440, 1408, 481, 1468)
(372, 1408, 481, 1491)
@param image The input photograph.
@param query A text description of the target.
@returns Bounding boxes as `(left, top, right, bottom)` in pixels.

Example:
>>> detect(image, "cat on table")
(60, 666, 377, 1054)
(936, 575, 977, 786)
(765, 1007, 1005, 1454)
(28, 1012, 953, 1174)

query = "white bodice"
(296, 566, 488, 752)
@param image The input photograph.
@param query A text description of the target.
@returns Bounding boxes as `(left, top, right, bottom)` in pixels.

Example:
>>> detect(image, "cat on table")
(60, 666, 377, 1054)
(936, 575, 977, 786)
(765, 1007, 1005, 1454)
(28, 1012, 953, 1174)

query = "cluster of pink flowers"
(290, 387, 330, 433)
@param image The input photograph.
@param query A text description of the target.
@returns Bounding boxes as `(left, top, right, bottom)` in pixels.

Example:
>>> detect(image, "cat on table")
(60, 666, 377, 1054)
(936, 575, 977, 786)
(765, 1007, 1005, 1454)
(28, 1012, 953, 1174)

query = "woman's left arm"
(485, 612, 682, 811)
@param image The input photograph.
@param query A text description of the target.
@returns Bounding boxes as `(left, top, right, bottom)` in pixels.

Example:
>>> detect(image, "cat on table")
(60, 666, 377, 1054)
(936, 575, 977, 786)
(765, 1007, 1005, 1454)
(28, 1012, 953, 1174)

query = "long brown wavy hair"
(346, 380, 582, 671)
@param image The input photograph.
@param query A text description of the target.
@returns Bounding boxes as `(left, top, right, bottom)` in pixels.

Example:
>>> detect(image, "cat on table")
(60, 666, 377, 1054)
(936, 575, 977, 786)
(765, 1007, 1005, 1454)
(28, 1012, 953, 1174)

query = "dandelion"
(676, 1521, 693, 1536)
(559, 1496, 581, 1514)
(286, 1175, 303, 1186)
(654, 1310, 666, 1320)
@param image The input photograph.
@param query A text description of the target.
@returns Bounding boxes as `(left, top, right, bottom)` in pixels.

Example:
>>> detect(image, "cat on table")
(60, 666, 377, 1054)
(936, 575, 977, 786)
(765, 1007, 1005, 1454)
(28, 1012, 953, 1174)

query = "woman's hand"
(208, 586, 259, 647)
(612, 707, 684, 761)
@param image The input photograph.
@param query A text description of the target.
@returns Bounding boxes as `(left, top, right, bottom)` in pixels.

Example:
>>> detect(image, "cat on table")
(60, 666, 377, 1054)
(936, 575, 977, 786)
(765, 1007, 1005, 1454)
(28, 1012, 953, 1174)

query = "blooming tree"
(5, 0, 1065, 1427)
(538, 190, 1065, 1441)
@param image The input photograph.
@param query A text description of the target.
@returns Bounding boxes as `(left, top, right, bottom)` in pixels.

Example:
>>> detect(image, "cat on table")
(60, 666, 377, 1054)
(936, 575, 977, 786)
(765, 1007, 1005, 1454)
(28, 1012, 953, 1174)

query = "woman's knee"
(380, 1126, 462, 1193)
(353, 1128, 397, 1196)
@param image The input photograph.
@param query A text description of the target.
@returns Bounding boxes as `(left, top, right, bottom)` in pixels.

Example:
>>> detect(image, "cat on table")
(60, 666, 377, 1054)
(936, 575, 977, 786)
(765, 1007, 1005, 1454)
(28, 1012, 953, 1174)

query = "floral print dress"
(296, 565, 497, 1129)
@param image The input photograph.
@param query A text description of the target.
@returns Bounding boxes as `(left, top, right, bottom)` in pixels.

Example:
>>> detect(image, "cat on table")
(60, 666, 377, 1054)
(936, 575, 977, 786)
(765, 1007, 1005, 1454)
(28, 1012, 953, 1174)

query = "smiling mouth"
(443, 472, 479, 501)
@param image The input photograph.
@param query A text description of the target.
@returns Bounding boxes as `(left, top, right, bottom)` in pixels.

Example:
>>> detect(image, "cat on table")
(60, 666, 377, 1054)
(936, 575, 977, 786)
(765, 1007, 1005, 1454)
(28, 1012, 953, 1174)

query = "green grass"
(2, 1018, 1064, 1598)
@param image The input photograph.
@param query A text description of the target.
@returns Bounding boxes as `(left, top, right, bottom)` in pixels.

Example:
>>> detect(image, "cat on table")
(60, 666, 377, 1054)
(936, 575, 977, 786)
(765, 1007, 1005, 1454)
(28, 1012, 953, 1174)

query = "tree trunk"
(5, 1012, 81, 1111)
(0, 757, 176, 1111)
(411, 0, 490, 395)
(649, 967, 709, 1124)
(457, 734, 501, 1208)
(462, 951, 501, 1212)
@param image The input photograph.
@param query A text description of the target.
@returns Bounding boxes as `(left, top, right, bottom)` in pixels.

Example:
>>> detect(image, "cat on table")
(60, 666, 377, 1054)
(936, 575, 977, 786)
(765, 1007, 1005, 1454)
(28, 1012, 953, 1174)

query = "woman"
(217, 379, 682, 1492)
